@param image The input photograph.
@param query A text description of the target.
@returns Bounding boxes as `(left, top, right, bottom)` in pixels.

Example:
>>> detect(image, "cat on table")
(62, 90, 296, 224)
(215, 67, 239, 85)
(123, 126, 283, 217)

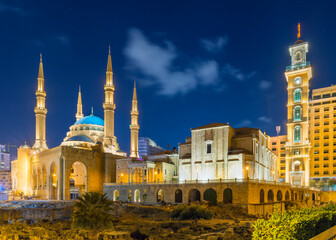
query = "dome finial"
(91, 106, 94, 116)
(297, 23, 301, 39)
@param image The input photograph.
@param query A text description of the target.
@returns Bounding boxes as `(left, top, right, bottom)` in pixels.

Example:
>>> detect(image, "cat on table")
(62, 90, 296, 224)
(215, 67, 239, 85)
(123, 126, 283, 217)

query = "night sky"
(1, 0, 336, 157)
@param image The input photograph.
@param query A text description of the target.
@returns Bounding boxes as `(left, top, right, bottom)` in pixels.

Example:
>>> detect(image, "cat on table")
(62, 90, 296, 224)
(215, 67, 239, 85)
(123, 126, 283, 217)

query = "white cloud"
(0, 2, 28, 16)
(235, 119, 252, 128)
(124, 28, 220, 96)
(258, 116, 272, 123)
(222, 64, 256, 81)
(200, 36, 228, 53)
(259, 80, 271, 90)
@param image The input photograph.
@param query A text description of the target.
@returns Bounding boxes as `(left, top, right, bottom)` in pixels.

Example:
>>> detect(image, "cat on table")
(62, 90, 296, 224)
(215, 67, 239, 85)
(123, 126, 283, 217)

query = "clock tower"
(284, 24, 312, 186)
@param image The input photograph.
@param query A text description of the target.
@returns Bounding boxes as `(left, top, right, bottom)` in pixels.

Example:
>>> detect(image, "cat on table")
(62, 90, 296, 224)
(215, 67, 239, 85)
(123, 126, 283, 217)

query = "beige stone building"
(179, 123, 277, 182)
(11, 50, 140, 200)
(269, 135, 287, 182)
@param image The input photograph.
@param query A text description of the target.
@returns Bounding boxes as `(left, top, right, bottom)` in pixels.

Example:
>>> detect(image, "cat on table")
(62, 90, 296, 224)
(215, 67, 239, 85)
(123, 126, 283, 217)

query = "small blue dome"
(74, 115, 104, 126)
(67, 135, 94, 143)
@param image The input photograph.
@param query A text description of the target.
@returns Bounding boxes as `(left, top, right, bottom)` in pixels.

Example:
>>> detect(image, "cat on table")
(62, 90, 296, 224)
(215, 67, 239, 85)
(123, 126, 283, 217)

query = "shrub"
(72, 192, 114, 230)
(252, 203, 336, 240)
(171, 205, 213, 220)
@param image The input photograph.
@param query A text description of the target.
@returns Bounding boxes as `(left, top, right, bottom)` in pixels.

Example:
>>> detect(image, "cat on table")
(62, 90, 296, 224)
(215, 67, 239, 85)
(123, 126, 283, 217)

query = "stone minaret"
(76, 86, 84, 121)
(103, 47, 116, 149)
(33, 54, 48, 151)
(130, 82, 139, 158)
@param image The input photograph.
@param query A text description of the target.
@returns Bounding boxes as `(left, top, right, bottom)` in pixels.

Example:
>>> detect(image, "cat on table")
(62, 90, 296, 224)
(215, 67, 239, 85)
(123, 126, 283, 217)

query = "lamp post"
(246, 166, 249, 179)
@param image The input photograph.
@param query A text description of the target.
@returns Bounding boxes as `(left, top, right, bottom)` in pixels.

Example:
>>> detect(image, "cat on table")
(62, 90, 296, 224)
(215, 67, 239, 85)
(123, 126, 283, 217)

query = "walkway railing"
(104, 178, 316, 190)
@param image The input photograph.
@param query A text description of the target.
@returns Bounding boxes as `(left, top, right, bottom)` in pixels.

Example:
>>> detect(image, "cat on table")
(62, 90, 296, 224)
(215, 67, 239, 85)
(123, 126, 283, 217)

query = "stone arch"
(69, 161, 87, 200)
(203, 188, 217, 204)
(157, 189, 163, 202)
(134, 189, 141, 202)
(285, 191, 290, 201)
(276, 190, 283, 201)
(260, 189, 265, 203)
(50, 162, 57, 200)
(175, 189, 182, 203)
(113, 190, 119, 201)
(188, 189, 201, 202)
(267, 189, 274, 202)
(223, 188, 233, 204)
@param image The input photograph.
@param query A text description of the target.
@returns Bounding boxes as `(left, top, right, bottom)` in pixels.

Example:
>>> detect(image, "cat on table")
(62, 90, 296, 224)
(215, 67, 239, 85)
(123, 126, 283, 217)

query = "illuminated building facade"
(11, 50, 139, 200)
(179, 123, 277, 181)
(138, 137, 165, 158)
(0, 145, 10, 170)
(269, 135, 287, 182)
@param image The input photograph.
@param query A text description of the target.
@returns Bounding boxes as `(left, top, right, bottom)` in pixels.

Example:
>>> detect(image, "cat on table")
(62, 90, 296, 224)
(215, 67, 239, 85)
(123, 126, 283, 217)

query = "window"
(325, 121, 329, 125)
(324, 143, 329, 146)
(294, 106, 301, 121)
(325, 107, 330, 111)
(333, 163, 336, 167)
(280, 166, 285, 170)
(294, 89, 302, 102)
(314, 171, 319, 175)
(280, 141, 286, 144)
(325, 114, 329, 118)
(324, 135, 329, 139)
(324, 157, 329, 161)
(315, 137, 320, 140)
(324, 164, 329, 168)
(281, 147, 285, 150)
(294, 126, 301, 143)
(314, 143, 320, 147)
(314, 157, 319, 161)
(315, 116, 320, 120)
(314, 164, 319, 168)
(334, 170, 336, 174)
(314, 150, 319, 154)
(280, 160, 286, 164)
(272, 148, 276, 151)
(324, 171, 329, 175)
(315, 108, 320, 113)
(165, 169, 167, 175)
(294, 150, 300, 155)
(272, 142, 276, 145)
(280, 154, 286, 157)
(324, 129, 329, 133)
(315, 123, 320, 127)
(313, 95, 321, 100)
(314, 130, 320, 133)
(324, 150, 329, 153)
(206, 143, 212, 154)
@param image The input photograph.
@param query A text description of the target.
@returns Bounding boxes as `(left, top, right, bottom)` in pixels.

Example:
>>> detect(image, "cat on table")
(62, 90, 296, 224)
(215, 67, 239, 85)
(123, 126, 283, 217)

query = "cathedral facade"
(11, 50, 140, 200)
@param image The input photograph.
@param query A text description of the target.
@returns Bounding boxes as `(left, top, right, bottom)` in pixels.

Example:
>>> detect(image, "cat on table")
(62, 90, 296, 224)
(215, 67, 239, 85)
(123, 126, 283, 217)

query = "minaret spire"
(130, 81, 139, 158)
(76, 85, 84, 121)
(103, 46, 117, 152)
(33, 54, 48, 151)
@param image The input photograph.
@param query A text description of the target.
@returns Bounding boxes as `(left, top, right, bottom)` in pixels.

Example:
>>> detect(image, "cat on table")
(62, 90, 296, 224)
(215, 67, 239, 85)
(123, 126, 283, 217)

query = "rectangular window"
(324, 157, 329, 160)
(272, 148, 276, 151)
(314, 143, 319, 147)
(280, 166, 285, 170)
(281, 147, 285, 150)
(280, 141, 286, 144)
(314, 151, 319, 154)
(333, 163, 336, 167)
(313, 95, 321, 100)
(315, 123, 320, 127)
(324, 149, 329, 153)
(206, 143, 212, 154)
(323, 94, 331, 99)
(334, 170, 336, 174)
(314, 130, 320, 133)
(324, 129, 329, 132)
(325, 122, 329, 125)
(280, 154, 286, 157)
(324, 136, 329, 139)
(325, 107, 330, 111)
(314, 171, 319, 175)
(325, 114, 329, 118)
(324, 164, 329, 168)
(324, 143, 329, 146)
(314, 157, 319, 161)
(324, 171, 329, 175)
(314, 164, 319, 168)
(280, 160, 286, 164)
(272, 142, 276, 145)
(315, 116, 320, 120)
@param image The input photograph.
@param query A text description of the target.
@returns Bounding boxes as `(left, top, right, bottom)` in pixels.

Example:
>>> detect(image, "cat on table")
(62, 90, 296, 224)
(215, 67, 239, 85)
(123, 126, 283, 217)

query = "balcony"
(286, 61, 310, 71)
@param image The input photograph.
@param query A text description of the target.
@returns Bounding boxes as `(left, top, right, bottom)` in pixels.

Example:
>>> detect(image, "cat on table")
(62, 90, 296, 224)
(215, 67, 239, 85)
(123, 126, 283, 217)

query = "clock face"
(295, 51, 302, 62)
(294, 77, 302, 85)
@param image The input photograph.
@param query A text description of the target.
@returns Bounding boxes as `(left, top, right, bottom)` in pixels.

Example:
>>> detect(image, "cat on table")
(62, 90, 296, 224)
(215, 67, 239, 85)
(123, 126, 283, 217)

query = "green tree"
(327, 178, 336, 187)
(309, 180, 317, 187)
(317, 180, 325, 189)
(72, 192, 114, 230)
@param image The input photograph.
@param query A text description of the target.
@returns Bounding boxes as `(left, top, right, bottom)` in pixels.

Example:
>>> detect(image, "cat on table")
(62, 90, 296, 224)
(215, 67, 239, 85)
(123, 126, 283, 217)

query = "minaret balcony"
(286, 61, 310, 71)
(103, 103, 116, 110)
(104, 85, 115, 91)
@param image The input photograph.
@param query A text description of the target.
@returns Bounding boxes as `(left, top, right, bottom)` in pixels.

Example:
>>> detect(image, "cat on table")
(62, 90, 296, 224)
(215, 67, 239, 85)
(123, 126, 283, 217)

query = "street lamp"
(246, 166, 249, 179)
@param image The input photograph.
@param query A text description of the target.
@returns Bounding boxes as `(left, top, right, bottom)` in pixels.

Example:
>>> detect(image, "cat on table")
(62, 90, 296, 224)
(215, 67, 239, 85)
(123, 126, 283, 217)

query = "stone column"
(142, 167, 145, 184)
(128, 168, 130, 185)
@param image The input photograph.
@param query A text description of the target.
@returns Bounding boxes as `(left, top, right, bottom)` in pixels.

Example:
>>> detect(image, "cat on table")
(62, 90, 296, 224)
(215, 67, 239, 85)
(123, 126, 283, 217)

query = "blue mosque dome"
(67, 135, 94, 143)
(74, 115, 104, 126)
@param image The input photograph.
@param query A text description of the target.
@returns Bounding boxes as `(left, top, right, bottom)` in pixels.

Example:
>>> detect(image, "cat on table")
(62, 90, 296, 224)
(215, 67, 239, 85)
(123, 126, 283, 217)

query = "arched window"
(294, 126, 301, 143)
(294, 106, 301, 121)
(294, 89, 301, 102)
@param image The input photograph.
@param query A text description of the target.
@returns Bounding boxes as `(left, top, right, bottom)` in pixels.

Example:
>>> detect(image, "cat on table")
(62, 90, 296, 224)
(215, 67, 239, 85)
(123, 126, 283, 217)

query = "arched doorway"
(175, 189, 182, 203)
(50, 162, 57, 199)
(203, 188, 217, 204)
(134, 189, 140, 202)
(276, 190, 282, 201)
(285, 191, 290, 201)
(69, 161, 87, 200)
(157, 189, 163, 202)
(188, 189, 201, 202)
(267, 190, 274, 202)
(223, 188, 233, 204)
(260, 189, 265, 203)
(113, 190, 119, 201)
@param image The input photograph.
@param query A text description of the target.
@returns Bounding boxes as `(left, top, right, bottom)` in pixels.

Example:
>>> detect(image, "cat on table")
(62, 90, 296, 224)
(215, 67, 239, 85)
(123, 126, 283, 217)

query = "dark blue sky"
(1, 0, 336, 156)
